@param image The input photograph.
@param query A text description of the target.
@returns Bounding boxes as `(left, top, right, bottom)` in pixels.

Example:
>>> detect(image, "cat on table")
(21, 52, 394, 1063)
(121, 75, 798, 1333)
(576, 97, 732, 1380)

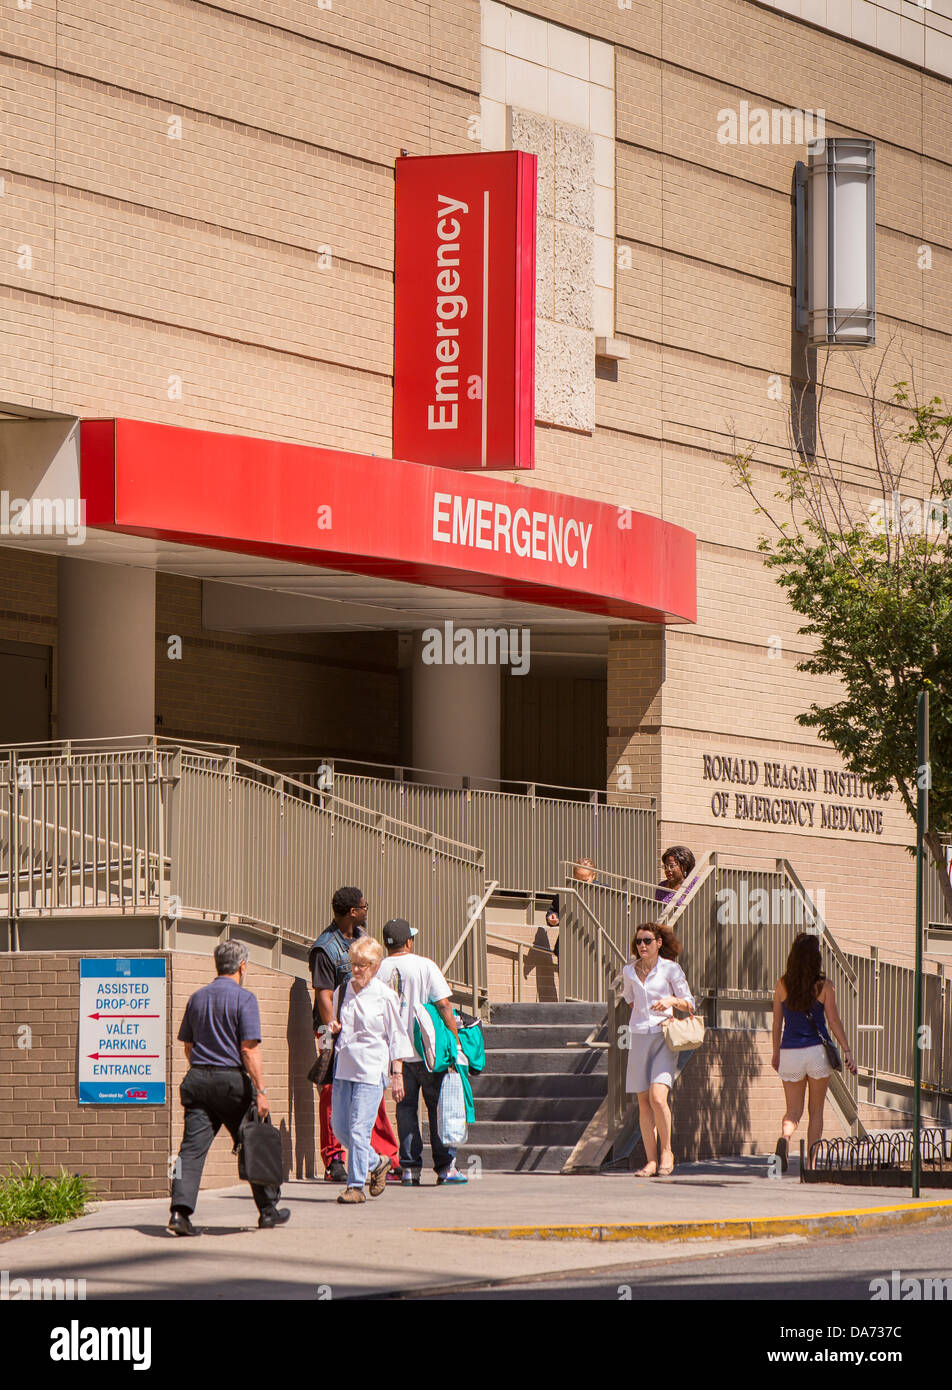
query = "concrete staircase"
(450, 1002, 608, 1173)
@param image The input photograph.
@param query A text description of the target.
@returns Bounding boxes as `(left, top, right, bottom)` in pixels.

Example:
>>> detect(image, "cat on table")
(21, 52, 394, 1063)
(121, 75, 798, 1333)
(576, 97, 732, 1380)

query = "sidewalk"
(2, 1159, 950, 1300)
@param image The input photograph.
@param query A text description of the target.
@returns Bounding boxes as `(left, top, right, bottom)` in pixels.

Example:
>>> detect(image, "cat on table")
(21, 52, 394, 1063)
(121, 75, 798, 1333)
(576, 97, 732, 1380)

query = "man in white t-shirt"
(376, 918, 467, 1186)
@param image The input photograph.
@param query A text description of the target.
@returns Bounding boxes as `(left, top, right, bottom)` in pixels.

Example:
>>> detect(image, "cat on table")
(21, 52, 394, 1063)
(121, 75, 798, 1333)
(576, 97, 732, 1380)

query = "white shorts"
(778, 1044, 832, 1082)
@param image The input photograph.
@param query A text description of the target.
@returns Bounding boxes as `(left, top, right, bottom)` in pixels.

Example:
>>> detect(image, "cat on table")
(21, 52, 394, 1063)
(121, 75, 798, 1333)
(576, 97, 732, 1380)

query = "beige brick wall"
(0, 0, 948, 964)
(0, 949, 323, 1201)
(154, 574, 401, 760)
(0, 952, 172, 1200)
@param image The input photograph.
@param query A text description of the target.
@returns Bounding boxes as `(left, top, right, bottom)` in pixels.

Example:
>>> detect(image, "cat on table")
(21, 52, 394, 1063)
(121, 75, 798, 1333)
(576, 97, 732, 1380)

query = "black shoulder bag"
(807, 1008, 841, 1072)
(307, 984, 344, 1088)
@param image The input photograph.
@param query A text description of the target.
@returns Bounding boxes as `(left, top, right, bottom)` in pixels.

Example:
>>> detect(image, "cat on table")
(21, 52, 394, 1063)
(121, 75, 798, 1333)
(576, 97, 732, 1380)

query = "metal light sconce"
(796, 138, 876, 347)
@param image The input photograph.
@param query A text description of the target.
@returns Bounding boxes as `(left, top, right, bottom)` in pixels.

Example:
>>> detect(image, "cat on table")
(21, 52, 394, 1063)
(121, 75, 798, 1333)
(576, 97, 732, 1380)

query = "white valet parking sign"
(78, 958, 167, 1104)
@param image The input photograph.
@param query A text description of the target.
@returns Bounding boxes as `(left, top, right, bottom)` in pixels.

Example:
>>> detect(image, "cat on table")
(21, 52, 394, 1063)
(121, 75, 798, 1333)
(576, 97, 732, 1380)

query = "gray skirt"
(625, 1027, 679, 1094)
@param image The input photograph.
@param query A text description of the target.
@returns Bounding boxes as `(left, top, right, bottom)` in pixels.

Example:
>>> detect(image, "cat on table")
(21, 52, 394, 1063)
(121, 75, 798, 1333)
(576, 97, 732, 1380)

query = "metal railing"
(441, 879, 496, 1015)
(0, 740, 486, 999)
(0, 745, 169, 928)
(553, 880, 656, 1003)
(264, 755, 658, 894)
(924, 847, 952, 930)
(598, 853, 877, 1153)
(599, 852, 950, 1122)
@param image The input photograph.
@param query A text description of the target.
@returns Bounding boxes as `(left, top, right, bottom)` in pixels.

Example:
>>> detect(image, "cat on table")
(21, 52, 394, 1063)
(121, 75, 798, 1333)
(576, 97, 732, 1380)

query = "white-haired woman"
(326, 937, 415, 1204)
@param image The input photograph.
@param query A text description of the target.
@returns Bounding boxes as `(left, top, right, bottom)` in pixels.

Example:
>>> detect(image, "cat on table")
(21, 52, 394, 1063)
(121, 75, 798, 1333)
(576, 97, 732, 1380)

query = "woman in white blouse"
(621, 922, 695, 1177)
(326, 937, 416, 1204)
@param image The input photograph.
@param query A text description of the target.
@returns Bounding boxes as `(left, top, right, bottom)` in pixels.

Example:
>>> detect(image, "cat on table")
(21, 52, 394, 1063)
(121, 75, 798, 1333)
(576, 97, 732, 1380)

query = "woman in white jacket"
(326, 937, 415, 1204)
(621, 922, 695, 1177)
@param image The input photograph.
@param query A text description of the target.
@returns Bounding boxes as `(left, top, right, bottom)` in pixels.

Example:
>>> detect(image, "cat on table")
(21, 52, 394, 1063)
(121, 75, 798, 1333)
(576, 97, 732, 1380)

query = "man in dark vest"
(309, 886, 400, 1186)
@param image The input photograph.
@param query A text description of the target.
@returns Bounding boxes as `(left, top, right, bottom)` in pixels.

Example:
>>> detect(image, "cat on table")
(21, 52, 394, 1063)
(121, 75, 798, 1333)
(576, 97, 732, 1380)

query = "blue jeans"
(331, 1078, 385, 1188)
(396, 1060, 456, 1176)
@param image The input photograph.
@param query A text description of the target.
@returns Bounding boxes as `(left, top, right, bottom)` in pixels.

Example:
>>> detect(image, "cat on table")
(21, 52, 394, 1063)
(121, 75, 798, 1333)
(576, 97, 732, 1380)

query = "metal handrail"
(441, 879, 498, 1014)
(0, 745, 490, 1000)
(265, 753, 657, 807)
(442, 879, 498, 977)
(557, 861, 662, 897)
(656, 853, 717, 924)
(778, 857, 857, 983)
(284, 763, 660, 897)
(484, 928, 558, 1005)
(0, 734, 239, 758)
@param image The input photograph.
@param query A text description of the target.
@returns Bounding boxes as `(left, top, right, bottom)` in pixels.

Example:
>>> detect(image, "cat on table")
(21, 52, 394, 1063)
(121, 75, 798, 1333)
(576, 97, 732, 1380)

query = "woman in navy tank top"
(771, 932, 856, 1172)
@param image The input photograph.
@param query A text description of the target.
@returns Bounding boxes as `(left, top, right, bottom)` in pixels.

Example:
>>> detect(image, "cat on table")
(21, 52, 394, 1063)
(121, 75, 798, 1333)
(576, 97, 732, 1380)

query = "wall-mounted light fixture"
(795, 138, 875, 347)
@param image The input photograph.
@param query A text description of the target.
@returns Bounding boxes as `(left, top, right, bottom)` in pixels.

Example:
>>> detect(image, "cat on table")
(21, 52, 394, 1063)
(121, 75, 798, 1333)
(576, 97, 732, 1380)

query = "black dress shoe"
(168, 1211, 200, 1237)
(324, 1157, 347, 1183)
(258, 1207, 291, 1229)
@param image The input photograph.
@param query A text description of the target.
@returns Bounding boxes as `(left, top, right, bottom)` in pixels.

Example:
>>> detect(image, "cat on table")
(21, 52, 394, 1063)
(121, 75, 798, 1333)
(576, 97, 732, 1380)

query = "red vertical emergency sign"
(392, 151, 537, 471)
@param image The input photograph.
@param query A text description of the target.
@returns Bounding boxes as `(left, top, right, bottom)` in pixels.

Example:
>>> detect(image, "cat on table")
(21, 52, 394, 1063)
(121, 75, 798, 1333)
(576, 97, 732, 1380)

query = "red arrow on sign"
(88, 1012, 159, 1019)
(87, 1053, 159, 1060)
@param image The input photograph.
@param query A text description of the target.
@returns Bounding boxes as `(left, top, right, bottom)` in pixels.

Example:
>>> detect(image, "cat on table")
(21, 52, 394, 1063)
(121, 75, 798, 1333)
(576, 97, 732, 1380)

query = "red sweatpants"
(319, 1081, 399, 1169)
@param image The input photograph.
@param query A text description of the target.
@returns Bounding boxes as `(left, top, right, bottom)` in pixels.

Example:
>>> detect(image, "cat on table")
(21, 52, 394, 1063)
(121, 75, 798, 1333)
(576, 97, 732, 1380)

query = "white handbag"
(662, 1012, 705, 1052)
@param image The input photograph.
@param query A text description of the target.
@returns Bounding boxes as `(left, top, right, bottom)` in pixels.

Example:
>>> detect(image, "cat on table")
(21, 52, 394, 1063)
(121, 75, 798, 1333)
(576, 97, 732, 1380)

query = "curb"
(417, 1197, 952, 1243)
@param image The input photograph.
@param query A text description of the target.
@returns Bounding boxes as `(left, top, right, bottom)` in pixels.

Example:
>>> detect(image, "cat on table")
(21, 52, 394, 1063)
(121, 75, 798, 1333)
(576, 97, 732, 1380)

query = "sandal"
(656, 1163, 675, 1176)
(634, 1163, 658, 1177)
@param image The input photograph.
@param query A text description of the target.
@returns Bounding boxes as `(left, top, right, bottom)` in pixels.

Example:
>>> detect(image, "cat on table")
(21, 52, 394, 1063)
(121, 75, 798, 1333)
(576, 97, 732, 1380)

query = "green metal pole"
(913, 690, 928, 1200)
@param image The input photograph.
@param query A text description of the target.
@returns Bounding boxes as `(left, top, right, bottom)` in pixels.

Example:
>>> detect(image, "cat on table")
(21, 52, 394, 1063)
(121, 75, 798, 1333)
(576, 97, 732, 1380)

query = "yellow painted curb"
(417, 1198, 952, 1243)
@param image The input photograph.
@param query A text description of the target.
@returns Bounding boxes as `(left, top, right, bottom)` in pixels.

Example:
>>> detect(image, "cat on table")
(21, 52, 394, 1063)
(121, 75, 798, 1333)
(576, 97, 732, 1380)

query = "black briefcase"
(235, 1102, 284, 1187)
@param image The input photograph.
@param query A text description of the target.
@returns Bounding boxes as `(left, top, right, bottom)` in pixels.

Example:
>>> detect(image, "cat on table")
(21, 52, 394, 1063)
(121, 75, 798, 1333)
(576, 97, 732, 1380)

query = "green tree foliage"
(727, 365, 952, 912)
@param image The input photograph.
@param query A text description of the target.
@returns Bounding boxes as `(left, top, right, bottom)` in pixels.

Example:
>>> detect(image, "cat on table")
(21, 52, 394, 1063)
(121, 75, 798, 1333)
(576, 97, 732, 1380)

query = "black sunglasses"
(635, 937, 657, 946)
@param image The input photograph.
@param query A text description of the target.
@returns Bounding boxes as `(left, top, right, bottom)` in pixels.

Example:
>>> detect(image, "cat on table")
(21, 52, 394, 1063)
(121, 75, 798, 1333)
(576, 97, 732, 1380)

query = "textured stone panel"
(554, 122, 596, 230)
(509, 106, 554, 216)
(536, 215, 555, 320)
(553, 222, 594, 329)
(535, 319, 595, 432)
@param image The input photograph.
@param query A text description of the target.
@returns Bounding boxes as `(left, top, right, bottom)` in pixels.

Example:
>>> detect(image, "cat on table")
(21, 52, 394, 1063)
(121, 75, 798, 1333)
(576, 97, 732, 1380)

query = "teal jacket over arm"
(412, 1003, 482, 1123)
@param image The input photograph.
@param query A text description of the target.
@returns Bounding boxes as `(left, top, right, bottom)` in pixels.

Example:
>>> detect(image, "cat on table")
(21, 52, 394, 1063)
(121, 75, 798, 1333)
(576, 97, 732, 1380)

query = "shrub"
(0, 1162, 96, 1226)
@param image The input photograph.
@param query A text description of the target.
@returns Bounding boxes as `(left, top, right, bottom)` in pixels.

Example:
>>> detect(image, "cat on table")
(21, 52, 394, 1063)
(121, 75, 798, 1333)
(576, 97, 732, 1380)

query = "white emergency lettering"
(432, 494, 592, 570)
(427, 195, 469, 432)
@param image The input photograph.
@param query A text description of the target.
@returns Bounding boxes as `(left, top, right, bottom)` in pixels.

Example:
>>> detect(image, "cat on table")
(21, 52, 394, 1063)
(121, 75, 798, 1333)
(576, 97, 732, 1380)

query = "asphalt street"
(416, 1224, 952, 1300)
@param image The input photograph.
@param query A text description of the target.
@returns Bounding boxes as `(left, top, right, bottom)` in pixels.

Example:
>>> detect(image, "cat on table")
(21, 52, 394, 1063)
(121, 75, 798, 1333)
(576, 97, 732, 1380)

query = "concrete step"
(490, 1002, 604, 1025)
(453, 1143, 575, 1173)
(439, 1120, 584, 1147)
(480, 1023, 598, 1049)
(480, 1047, 607, 1075)
(474, 1095, 602, 1122)
(470, 1072, 607, 1098)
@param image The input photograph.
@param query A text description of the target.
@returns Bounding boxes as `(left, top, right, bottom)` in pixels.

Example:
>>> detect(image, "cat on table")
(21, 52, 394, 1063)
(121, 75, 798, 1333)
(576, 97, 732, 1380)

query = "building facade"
(1, 0, 951, 963)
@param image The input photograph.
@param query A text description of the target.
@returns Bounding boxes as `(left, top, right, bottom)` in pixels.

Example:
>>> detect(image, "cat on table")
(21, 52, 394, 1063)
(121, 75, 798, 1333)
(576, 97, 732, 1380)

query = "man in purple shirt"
(169, 941, 290, 1235)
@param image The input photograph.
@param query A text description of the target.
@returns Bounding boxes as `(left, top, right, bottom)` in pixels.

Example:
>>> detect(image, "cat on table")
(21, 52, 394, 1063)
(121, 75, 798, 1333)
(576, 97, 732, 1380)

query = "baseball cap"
(383, 918, 418, 947)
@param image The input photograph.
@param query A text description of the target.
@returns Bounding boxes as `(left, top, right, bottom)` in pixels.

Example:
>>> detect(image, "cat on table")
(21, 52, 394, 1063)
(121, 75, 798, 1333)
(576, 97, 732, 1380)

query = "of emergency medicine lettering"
(432, 493, 592, 568)
(428, 194, 469, 432)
